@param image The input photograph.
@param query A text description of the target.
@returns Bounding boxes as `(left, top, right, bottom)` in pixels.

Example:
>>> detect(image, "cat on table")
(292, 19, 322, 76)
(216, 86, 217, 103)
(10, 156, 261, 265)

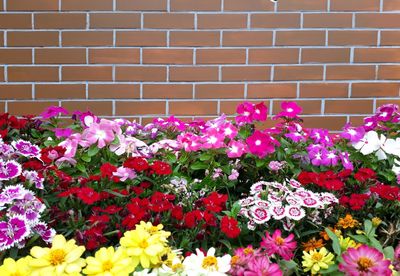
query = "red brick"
(354, 48, 400, 63)
(143, 49, 193, 64)
(7, 31, 59, 47)
(171, 0, 221, 11)
(169, 101, 217, 115)
(89, 84, 140, 99)
(170, 31, 219, 47)
(62, 31, 113, 46)
(116, 66, 167, 81)
(274, 66, 323, 81)
(381, 31, 400, 45)
(117, 31, 166, 46)
(325, 100, 373, 114)
(251, 13, 300, 28)
(223, 31, 272, 46)
(224, 0, 274, 11)
(351, 83, 400, 97)
(328, 31, 378, 46)
(356, 14, 400, 28)
(384, 0, 400, 10)
(273, 100, 322, 115)
(170, 67, 219, 81)
(330, 0, 379, 11)
(143, 84, 193, 99)
(302, 48, 350, 63)
(62, 101, 113, 115)
(61, 0, 113, 10)
(0, 67, 3, 81)
(90, 13, 141, 29)
(8, 102, 58, 115)
(8, 0, 58, 10)
(197, 49, 246, 64)
(302, 116, 347, 131)
(35, 13, 86, 29)
(303, 13, 352, 28)
(276, 31, 325, 46)
(89, 49, 140, 64)
(0, 49, 32, 64)
(8, 66, 59, 82)
(198, 14, 247, 29)
(62, 66, 113, 81)
(144, 13, 194, 29)
(278, 0, 327, 11)
(326, 65, 376, 80)
(247, 83, 297, 98)
(116, 101, 166, 115)
(35, 84, 86, 99)
(116, 0, 167, 11)
(195, 84, 244, 98)
(222, 66, 271, 81)
(300, 83, 349, 98)
(0, 14, 31, 29)
(0, 85, 31, 99)
(249, 48, 299, 64)
(35, 48, 86, 64)
(378, 65, 400, 80)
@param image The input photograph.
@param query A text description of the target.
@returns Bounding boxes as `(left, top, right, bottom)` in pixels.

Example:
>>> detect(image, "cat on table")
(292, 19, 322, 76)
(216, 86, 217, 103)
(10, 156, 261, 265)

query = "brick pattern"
(1, 0, 400, 130)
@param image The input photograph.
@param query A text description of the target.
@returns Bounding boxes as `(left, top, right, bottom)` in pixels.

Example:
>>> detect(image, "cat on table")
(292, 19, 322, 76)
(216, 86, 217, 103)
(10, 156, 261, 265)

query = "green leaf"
(88, 146, 100, 157)
(325, 228, 341, 255)
(280, 260, 298, 271)
(199, 153, 212, 161)
(255, 159, 266, 168)
(81, 154, 91, 163)
(320, 264, 340, 274)
(104, 189, 129, 198)
(230, 201, 242, 218)
(76, 163, 86, 173)
(369, 237, 383, 252)
(190, 162, 208, 170)
(383, 246, 395, 260)
(348, 234, 368, 244)
(364, 220, 373, 237)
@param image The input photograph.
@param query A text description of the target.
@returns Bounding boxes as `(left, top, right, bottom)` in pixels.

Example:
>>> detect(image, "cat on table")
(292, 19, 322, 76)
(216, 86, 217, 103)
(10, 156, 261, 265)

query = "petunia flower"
(276, 101, 302, 118)
(113, 167, 136, 182)
(40, 106, 69, 119)
(246, 130, 276, 158)
(82, 120, 115, 149)
(226, 140, 247, 158)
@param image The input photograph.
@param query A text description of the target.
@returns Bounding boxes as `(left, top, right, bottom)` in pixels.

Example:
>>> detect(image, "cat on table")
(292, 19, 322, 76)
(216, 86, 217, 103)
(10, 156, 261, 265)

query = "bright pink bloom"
(260, 229, 297, 260)
(339, 245, 392, 276)
(113, 167, 136, 182)
(227, 140, 247, 158)
(276, 101, 302, 118)
(244, 256, 282, 276)
(246, 130, 276, 158)
(252, 102, 268, 122)
(221, 122, 238, 139)
(202, 128, 225, 149)
(236, 102, 255, 125)
(82, 120, 115, 148)
(40, 106, 69, 119)
(177, 132, 203, 151)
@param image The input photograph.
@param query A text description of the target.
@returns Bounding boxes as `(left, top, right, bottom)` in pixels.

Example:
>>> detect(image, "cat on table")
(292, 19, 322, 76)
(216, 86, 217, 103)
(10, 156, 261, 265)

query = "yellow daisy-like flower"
(28, 234, 86, 275)
(302, 247, 335, 275)
(0, 256, 32, 276)
(135, 221, 171, 242)
(372, 217, 382, 227)
(336, 214, 359, 229)
(339, 236, 358, 251)
(120, 227, 168, 269)
(83, 246, 134, 276)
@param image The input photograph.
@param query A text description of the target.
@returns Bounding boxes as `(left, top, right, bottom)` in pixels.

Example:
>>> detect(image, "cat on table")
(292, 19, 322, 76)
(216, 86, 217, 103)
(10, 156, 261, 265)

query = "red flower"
(323, 179, 344, 191)
(57, 187, 79, 198)
(340, 194, 369, 210)
(123, 157, 149, 172)
(220, 216, 241, 239)
(76, 187, 101, 205)
(370, 184, 400, 201)
(202, 192, 228, 213)
(171, 205, 184, 220)
(184, 210, 202, 228)
(150, 161, 172, 175)
(100, 163, 117, 179)
(40, 146, 66, 164)
(354, 168, 376, 182)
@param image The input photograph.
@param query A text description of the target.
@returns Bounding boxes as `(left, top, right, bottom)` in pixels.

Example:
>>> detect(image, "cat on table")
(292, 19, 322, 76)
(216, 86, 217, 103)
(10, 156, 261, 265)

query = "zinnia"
(302, 247, 334, 275)
(0, 257, 32, 276)
(338, 244, 392, 276)
(260, 229, 297, 260)
(183, 247, 231, 276)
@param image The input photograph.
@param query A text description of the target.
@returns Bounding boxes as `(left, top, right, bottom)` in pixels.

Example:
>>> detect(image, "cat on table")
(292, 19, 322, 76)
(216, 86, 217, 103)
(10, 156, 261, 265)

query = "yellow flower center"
(243, 247, 253, 255)
(202, 256, 218, 270)
(171, 263, 183, 272)
(10, 273, 21, 276)
(102, 260, 113, 271)
(149, 226, 159, 233)
(50, 249, 66, 265)
(311, 252, 323, 262)
(357, 257, 374, 272)
(275, 237, 285, 246)
(231, 255, 239, 265)
(139, 240, 149, 248)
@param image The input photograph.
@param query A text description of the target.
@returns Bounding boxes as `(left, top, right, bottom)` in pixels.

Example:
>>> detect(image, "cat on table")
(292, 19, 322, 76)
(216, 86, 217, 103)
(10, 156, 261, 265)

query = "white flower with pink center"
(285, 195, 300, 206)
(250, 206, 271, 224)
(250, 181, 266, 195)
(285, 205, 305, 221)
(301, 197, 320, 208)
(239, 197, 255, 207)
(254, 200, 269, 209)
(270, 204, 286, 220)
(289, 179, 302, 188)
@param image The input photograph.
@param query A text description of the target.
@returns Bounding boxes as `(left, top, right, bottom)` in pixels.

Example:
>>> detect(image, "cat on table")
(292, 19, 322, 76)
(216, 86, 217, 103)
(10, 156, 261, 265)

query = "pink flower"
(341, 124, 365, 143)
(54, 128, 73, 138)
(113, 167, 136, 182)
(236, 102, 255, 125)
(77, 111, 99, 128)
(40, 106, 69, 119)
(244, 256, 282, 276)
(202, 128, 225, 149)
(221, 122, 238, 139)
(252, 102, 268, 122)
(260, 229, 297, 260)
(227, 140, 247, 158)
(177, 133, 203, 152)
(82, 120, 115, 148)
(277, 101, 302, 118)
(228, 169, 239, 180)
(246, 131, 276, 158)
(339, 245, 392, 276)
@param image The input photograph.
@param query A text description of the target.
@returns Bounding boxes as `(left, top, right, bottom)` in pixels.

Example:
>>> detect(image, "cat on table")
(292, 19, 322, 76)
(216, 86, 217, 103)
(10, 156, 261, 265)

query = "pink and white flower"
(12, 140, 41, 158)
(0, 160, 22, 180)
(250, 206, 271, 224)
(113, 167, 136, 182)
(285, 205, 305, 221)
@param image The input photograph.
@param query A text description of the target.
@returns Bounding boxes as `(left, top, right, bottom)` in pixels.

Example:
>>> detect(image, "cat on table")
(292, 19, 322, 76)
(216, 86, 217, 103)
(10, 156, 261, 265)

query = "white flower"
(249, 206, 271, 224)
(285, 205, 306, 220)
(352, 131, 400, 160)
(182, 248, 231, 276)
(383, 137, 400, 157)
(392, 159, 400, 175)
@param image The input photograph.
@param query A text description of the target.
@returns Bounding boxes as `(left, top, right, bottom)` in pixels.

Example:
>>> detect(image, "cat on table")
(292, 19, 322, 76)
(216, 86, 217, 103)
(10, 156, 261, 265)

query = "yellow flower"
(339, 236, 358, 251)
(372, 217, 382, 227)
(302, 247, 335, 275)
(83, 247, 134, 276)
(28, 234, 86, 275)
(0, 256, 32, 276)
(135, 221, 171, 242)
(120, 227, 168, 269)
(336, 214, 360, 229)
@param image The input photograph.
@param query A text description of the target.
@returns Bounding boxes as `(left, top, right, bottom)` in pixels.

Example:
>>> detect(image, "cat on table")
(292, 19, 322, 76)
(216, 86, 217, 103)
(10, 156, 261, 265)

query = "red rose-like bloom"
(123, 157, 149, 172)
(150, 161, 172, 175)
(184, 210, 202, 228)
(171, 205, 184, 220)
(323, 179, 344, 191)
(40, 146, 66, 164)
(354, 168, 376, 182)
(100, 163, 117, 179)
(371, 184, 400, 201)
(220, 216, 241, 239)
(202, 192, 228, 213)
(76, 187, 101, 205)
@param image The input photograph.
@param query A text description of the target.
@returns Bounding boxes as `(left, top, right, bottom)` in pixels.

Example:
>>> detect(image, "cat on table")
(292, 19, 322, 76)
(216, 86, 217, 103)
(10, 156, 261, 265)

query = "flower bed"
(0, 101, 399, 275)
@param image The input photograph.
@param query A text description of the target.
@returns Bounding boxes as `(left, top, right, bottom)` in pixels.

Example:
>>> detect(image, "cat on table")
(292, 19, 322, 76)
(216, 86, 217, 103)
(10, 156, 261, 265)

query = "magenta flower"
(202, 129, 225, 149)
(40, 106, 69, 119)
(54, 128, 73, 138)
(12, 140, 41, 158)
(23, 170, 44, 189)
(236, 102, 256, 125)
(376, 104, 398, 122)
(228, 169, 239, 180)
(113, 167, 136, 182)
(340, 152, 354, 171)
(260, 229, 297, 260)
(177, 133, 203, 152)
(227, 140, 247, 158)
(221, 122, 238, 139)
(252, 102, 268, 122)
(244, 256, 282, 276)
(277, 101, 302, 118)
(82, 121, 115, 148)
(78, 111, 99, 128)
(0, 216, 29, 251)
(309, 129, 332, 146)
(285, 131, 305, 143)
(341, 124, 365, 143)
(321, 149, 339, 167)
(339, 245, 392, 276)
(0, 160, 22, 180)
(363, 116, 378, 131)
(246, 131, 276, 158)
(33, 222, 56, 244)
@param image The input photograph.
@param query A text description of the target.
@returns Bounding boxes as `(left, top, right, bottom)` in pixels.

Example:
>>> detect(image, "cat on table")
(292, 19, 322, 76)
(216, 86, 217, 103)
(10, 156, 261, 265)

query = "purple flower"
(0, 160, 22, 180)
(54, 128, 73, 138)
(78, 111, 99, 128)
(308, 146, 324, 166)
(11, 140, 41, 158)
(285, 132, 305, 143)
(22, 170, 44, 189)
(321, 149, 339, 167)
(0, 185, 26, 205)
(309, 129, 332, 146)
(376, 104, 398, 122)
(40, 106, 69, 119)
(0, 216, 30, 250)
(0, 143, 14, 157)
(32, 223, 55, 244)
(363, 116, 378, 131)
(8, 191, 45, 222)
(277, 101, 302, 118)
(340, 152, 354, 171)
(340, 124, 365, 143)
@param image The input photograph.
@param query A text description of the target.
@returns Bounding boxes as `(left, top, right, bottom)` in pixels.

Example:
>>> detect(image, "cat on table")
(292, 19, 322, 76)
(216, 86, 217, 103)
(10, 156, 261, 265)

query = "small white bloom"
(183, 248, 231, 276)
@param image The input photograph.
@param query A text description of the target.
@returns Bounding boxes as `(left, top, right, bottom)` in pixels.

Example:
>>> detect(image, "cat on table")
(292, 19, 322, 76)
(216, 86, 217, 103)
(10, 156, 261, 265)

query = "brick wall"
(1, 0, 400, 130)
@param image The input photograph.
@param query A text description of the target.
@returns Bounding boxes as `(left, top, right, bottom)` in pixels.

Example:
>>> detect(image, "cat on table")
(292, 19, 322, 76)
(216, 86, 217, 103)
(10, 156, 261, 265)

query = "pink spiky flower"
(260, 229, 297, 261)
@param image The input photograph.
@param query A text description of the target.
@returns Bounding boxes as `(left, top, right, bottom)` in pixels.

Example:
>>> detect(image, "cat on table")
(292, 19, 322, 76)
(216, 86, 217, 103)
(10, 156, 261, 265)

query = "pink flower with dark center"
(40, 106, 69, 119)
(363, 116, 378, 131)
(0, 160, 22, 180)
(246, 131, 276, 158)
(260, 229, 297, 260)
(12, 140, 41, 158)
(285, 205, 305, 220)
(227, 140, 247, 158)
(245, 255, 283, 276)
(78, 111, 99, 128)
(339, 245, 392, 276)
(277, 101, 302, 118)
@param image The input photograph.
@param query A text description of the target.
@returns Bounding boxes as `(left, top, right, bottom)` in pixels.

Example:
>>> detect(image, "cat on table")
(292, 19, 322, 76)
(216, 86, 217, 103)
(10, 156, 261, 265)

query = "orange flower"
(336, 214, 360, 229)
(320, 227, 340, 241)
(302, 237, 325, 252)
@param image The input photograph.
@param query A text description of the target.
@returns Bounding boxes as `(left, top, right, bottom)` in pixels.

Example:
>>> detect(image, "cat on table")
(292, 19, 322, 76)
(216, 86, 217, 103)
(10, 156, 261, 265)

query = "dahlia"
(260, 229, 296, 260)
